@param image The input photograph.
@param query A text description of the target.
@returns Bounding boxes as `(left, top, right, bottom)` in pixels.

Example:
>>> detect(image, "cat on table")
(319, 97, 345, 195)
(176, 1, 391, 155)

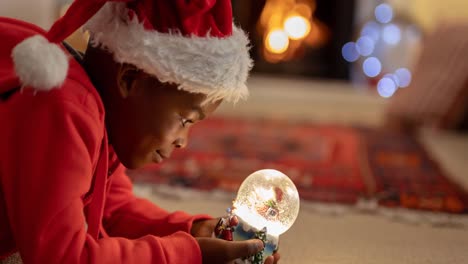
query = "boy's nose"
(174, 137, 187, 149)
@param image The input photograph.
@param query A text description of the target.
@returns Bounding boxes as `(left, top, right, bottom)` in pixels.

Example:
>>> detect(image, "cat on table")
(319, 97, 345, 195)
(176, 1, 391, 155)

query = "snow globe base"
(232, 216, 278, 264)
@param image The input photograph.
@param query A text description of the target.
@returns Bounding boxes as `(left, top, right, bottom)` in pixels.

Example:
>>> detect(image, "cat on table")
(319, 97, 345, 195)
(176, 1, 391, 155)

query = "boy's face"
(108, 67, 221, 169)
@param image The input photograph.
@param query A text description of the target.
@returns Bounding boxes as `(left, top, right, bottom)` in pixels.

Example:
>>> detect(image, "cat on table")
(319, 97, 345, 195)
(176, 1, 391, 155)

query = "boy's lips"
(152, 151, 164, 163)
(152, 150, 170, 163)
(157, 150, 170, 159)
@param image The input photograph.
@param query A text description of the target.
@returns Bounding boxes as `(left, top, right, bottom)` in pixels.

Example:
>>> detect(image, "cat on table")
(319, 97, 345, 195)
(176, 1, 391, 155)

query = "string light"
(361, 21, 380, 42)
(356, 36, 375, 56)
(265, 29, 289, 54)
(395, 68, 412, 87)
(342, 42, 360, 62)
(284, 15, 311, 40)
(375, 3, 393, 24)
(377, 76, 397, 98)
(363, 57, 382, 77)
(341, 2, 417, 99)
(382, 23, 401, 45)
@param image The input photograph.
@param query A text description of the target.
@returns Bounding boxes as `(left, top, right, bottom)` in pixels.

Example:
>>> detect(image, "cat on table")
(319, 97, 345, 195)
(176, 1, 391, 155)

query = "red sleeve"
(103, 164, 212, 239)
(0, 87, 202, 264)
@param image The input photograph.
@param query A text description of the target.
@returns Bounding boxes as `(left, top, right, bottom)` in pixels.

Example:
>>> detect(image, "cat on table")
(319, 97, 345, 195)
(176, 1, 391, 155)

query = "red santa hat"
(10, 0, 252, 103)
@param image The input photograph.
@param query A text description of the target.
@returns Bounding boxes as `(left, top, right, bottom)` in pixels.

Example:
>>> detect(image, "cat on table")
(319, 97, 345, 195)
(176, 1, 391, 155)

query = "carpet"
(128, 118, 468, 214)
(360, 127, 468, 213)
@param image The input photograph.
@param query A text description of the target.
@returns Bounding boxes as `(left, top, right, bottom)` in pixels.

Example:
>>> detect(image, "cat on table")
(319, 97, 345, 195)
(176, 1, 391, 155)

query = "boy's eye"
(180, 118, 194, 127)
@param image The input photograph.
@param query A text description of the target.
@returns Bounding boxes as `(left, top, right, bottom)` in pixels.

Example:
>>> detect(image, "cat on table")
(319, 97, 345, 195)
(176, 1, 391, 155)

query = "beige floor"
(139, 192, 468, 264)
(135, 75, 468, 264)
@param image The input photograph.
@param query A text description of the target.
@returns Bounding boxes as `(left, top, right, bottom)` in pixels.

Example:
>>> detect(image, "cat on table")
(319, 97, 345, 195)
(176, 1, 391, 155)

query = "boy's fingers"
(197, 238, 265, 263)
(264, 256, 274, 264)
(225, 239, 264, 260)
(192, 218, 220, 237)
(272, 252, 280, 263)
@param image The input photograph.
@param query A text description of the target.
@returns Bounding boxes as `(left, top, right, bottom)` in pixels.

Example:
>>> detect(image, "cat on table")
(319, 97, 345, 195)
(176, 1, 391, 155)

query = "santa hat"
(11, 0, 252, 103)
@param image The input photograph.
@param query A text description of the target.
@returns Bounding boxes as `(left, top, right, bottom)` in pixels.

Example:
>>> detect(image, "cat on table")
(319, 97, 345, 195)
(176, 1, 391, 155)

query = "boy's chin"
(119, 154, 149, 170)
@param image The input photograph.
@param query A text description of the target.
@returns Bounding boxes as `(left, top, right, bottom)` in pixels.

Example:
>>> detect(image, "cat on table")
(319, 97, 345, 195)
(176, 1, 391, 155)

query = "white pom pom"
(12, 35, 69, 91)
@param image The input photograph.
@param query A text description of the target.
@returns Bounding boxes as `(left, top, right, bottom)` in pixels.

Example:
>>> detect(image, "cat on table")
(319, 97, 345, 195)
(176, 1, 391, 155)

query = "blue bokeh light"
(395, 68, 412, 87)
(384, 73, 400, 87)
(356, 36, 375, 56)
(383, 24, 401, 45)
(342, 42, 360, 62)
(377, 77, 397, 98)
(363, 57, 382, 77)
(361, 21, 380, 42)
(375, 4, 393, 24)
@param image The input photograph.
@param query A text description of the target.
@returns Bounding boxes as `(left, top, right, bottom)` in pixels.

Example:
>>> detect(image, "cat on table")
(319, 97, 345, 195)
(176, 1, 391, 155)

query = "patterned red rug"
(128, 118, 468, 214)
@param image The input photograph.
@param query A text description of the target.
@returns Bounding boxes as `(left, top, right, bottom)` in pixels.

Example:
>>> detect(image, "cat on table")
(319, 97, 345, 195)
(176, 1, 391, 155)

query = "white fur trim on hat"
(12, 35, 69, 91)
(84, 3, 252, 103)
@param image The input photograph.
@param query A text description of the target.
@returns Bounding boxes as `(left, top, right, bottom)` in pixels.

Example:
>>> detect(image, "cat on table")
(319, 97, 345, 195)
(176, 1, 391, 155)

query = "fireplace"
(232, 0, 356, 80)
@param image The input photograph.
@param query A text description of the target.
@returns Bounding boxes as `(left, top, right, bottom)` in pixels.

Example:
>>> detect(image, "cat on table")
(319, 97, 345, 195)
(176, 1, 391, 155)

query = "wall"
(409, 0, 468, 32)
(3, 0, 468, 33)
(0, 0, 58, 29)
(357, 0, 468, 33)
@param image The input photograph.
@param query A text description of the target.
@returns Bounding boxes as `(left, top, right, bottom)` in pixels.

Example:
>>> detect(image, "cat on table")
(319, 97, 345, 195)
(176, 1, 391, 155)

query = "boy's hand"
(196, 237, 264, 263)
(266, 252, 280, 264)
(191, 218, 219, 237)
(192, 219, 281, 263)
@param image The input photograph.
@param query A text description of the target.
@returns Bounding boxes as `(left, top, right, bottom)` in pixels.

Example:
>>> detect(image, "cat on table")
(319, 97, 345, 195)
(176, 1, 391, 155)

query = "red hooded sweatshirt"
(0, 17, 210, 264)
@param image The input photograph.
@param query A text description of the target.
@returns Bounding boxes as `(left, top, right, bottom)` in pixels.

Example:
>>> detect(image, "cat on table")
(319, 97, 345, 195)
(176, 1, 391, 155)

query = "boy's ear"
(116, 64, 140, 98)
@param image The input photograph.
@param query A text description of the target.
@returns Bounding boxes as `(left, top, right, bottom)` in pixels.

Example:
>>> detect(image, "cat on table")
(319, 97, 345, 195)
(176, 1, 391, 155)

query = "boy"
(0, 0, 279, 263)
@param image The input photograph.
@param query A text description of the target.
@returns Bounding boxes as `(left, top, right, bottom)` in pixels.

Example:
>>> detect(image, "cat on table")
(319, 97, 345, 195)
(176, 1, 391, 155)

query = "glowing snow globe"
(216, 169, 300, 263)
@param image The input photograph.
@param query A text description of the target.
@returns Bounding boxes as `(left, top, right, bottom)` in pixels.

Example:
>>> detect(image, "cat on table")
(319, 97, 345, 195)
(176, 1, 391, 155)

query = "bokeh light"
(363, 57, 382, 77)
(377, 76, 397, 98)
(382, 24, 401, 45)
(265, 29, 289, 54)
(375, 4, 393, 24)
(342, 42, 360, 62)
(384, 73, 400, 87)
(361, 21, 380, 42)
(293, 3, 313, 19)
(395, 68, 412, 87)
(284, 15, 311, 40)
(356, 36, 375, 56)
